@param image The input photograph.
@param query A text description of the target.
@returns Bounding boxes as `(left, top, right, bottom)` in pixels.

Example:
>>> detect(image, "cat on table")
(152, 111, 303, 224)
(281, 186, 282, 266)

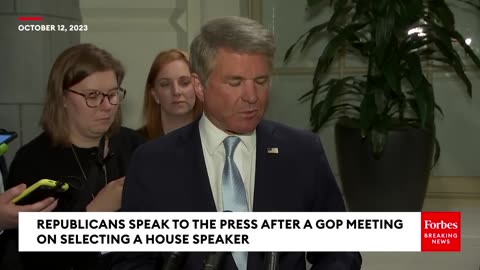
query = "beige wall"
(79, 0, 249, 129)
(0, 0, 81, 166)
(0, 0, 248, 164)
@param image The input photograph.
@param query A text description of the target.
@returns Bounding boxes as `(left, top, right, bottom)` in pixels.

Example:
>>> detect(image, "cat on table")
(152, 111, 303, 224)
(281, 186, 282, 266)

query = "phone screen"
(0, 132, 17, 145)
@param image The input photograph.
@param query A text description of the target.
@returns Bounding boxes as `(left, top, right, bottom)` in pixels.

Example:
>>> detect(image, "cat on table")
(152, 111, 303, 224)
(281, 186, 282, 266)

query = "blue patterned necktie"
(222, 136, 248, 270)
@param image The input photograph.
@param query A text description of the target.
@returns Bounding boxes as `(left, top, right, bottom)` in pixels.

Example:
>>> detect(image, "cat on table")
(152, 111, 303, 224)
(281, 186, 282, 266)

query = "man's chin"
(228, 124, 258, 135)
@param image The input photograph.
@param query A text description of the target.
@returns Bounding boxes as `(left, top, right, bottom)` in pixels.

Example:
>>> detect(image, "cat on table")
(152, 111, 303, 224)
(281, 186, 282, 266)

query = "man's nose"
(242, 80, 258, 103)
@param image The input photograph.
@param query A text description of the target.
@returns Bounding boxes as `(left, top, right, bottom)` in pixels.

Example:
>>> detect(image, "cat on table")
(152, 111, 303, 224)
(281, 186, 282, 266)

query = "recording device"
(12, 179, 69, 205)
(263, 252, 279, 270)
(0, 130, 17, 156)
(202, 252, 225, 270)
(161, 252, 186, 270)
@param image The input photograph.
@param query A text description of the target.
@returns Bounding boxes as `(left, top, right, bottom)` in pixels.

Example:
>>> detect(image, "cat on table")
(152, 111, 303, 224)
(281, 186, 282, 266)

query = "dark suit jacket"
(115, 119, 361, 270)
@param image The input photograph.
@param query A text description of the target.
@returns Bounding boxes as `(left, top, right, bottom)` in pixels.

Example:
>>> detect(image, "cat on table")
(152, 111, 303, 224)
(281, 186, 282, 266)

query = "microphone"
(264, 252, 279, 270)
(202, 252, 225, 270)
(161, 252, 186, 270)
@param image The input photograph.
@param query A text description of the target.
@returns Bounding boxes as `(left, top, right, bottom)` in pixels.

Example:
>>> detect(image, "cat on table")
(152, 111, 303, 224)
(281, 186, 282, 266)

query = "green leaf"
(404, 53, 434, 127)
(373, 0, 389, 14)
(382, 49, 403, 97)
(434, 103, 444, 117)
(398, 98, 407, 119)
(432, 132, 441, 166)
(370, 128, 387, 158)
(374, 84, 387, 113)
(428, 25, 473, 96)
(359, 91, 376, 137)
(284, 23, 329, 63)
(352, 0, 371, 22)
(316, 78, 347, 125)
(374, 4, 395, 66)
(328, 0, 352, 30)
(298, 77, 340, 103)
(288, 0, 479, 164)
(406, 99, 421, 122)
(301, 23, 330, 52)
(313, 22, 368, 85)
(397, 0, 423, 22)
(306, 77, 362, 131)
(426, 0, 455, 30)
(449, 29, 480, 69)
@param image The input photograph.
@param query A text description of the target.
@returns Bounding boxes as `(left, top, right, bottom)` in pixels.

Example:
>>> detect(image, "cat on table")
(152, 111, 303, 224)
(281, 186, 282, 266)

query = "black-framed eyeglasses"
(66, 88, 127, 108)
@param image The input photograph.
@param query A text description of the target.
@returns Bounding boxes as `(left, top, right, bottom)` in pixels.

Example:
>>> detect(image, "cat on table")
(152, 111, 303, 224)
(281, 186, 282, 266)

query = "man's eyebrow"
(224, 76, 245, 80)
(223, 75, 270, 81)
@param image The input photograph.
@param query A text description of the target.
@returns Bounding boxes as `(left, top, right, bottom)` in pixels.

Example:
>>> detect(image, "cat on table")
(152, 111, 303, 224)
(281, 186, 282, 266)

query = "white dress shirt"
(199, 114, 256, 212)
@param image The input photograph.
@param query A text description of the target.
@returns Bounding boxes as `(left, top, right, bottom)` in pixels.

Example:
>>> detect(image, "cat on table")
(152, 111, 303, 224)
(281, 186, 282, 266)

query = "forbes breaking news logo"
(421, 212, 461, 252)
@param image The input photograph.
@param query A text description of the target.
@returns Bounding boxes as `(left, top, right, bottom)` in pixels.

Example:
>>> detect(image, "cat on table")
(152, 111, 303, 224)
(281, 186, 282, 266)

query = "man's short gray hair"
(189, 16, 275, 86)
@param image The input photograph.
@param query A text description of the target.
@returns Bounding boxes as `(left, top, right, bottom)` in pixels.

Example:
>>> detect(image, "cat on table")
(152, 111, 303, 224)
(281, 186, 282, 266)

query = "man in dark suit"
(117, 16, 361, 270)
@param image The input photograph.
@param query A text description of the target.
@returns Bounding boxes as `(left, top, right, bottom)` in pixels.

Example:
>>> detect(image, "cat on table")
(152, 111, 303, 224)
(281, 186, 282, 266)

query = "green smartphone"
(12, 179, 69, 205)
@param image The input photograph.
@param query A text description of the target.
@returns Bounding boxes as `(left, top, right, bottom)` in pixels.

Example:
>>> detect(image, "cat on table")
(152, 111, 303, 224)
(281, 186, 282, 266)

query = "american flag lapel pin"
(267, 147, 279, 154)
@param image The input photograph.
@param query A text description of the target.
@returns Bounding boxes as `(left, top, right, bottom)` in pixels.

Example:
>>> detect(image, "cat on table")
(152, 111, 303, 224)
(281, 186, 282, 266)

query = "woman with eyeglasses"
(2, 43, 145, 270)
(139, 49, 202, 140)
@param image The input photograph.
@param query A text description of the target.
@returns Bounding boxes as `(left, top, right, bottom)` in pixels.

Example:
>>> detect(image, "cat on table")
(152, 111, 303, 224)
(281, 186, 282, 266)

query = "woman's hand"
(86, 177, 125, 212)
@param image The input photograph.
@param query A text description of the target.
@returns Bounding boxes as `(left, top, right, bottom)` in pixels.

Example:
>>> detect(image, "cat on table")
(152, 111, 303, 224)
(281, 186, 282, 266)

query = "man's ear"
(191, 73, 204, 103)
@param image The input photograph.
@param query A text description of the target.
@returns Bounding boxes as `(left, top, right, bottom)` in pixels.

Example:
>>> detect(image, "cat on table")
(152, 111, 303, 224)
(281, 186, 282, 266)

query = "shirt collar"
(199, 113, 256, 156)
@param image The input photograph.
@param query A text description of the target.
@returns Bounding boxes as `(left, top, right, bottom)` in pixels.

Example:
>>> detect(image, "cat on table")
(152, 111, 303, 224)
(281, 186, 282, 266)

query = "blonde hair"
(41, 43, 125, 146)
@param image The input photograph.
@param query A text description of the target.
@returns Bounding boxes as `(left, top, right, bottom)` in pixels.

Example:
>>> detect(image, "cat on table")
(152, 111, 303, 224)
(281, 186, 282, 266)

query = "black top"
(1, 127, 145, 270)
(0, 156, 6, 187)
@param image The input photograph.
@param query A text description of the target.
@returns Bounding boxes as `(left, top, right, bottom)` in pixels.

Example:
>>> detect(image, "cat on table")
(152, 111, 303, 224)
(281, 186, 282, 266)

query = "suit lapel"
(178, 119, 217, 212)
(252, 121, 278, 212)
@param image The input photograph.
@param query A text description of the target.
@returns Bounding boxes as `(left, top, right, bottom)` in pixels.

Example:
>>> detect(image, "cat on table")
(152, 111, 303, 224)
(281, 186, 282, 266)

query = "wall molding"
(247, 0, 262, 21)
(426, 176, 480, 199)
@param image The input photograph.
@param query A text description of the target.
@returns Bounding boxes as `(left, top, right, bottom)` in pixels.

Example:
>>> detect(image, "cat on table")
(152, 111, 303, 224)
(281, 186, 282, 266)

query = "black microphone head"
(264, 252, 279, 270)
(162, 252, 186, 270)
(203, 252, 225, 270)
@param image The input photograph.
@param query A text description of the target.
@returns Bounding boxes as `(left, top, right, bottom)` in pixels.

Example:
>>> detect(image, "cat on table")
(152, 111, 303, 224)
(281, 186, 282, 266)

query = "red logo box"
(421, 212, 461, 252)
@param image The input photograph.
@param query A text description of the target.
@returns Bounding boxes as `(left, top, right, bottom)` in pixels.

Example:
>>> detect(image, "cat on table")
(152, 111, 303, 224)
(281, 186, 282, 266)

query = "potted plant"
(284, 0, 480, 211)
